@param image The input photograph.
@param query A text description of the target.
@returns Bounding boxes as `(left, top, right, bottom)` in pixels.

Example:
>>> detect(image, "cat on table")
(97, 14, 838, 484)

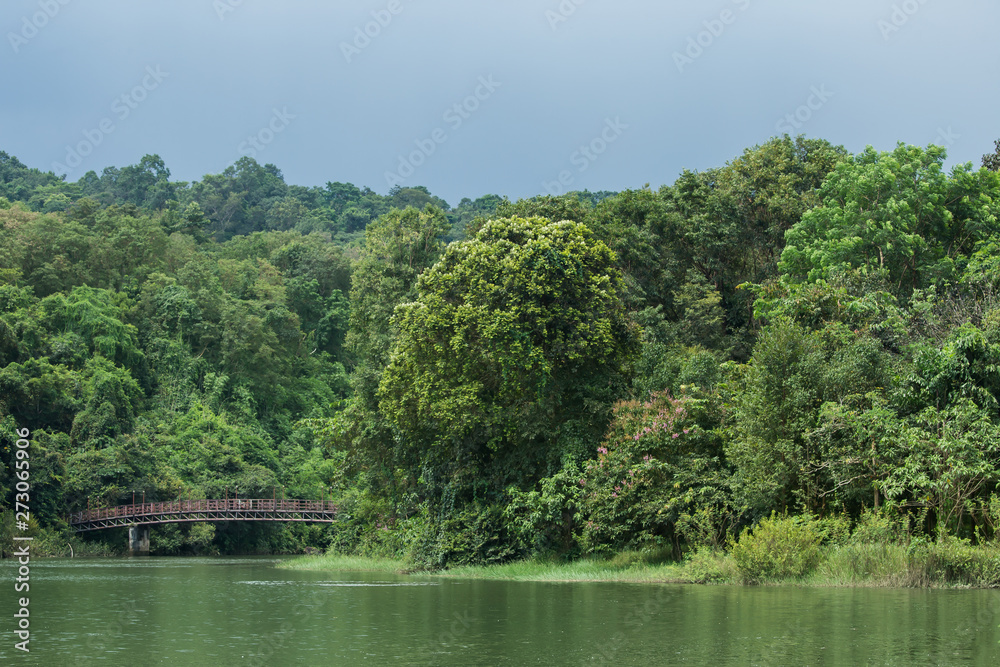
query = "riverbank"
(279, 550, 695, 583)
(279, 538, 1000, 588)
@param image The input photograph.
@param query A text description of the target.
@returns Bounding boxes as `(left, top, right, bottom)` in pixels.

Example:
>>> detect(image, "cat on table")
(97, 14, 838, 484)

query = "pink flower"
(683, 429, 689, 434)
(672, 433, 679, 438)
(597, 446, 608, 455)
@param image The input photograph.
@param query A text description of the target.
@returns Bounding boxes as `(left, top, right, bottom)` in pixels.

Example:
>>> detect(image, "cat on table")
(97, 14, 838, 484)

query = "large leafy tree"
(727, 319, 890, 516)
(378, 215, 639, 498)
(666, 136, 848, 353)
(779, 143, 1000, 302)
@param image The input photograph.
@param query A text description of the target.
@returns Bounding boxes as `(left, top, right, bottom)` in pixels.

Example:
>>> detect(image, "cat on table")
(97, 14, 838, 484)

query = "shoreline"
(276, 546, 1000, 589)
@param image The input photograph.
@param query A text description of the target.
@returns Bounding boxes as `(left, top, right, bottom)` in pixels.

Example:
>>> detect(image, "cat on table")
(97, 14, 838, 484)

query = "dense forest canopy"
(3, 135, 1000, 562)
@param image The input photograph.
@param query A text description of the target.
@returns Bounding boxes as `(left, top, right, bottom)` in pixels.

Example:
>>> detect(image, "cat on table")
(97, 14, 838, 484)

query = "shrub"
(503, 467, 582, 558)
(408, 502, 517, 570)
(850, 507, 907, 545)
(578, 390, 731, 554)
(683, 546, 737, 583)
(813, 513, 851, 546)
(926, 536, 1000, 587)
(728, 513, 821, 583)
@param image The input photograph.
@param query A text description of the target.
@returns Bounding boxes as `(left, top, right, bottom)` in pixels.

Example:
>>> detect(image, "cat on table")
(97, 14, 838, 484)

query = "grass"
(812, 541, 919, 588)
(279, 540, 1000, 589)
(277, 552, 410, 573)
(432, 557, 690, 583)
(281, 548, 713, 583)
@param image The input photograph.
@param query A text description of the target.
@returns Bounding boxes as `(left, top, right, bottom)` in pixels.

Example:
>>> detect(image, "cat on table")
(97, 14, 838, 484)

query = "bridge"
(70, 498, 338, 555)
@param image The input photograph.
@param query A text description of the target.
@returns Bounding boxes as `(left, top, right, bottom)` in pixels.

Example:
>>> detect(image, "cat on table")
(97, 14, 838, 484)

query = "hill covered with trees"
(3, 136, 1000, 573)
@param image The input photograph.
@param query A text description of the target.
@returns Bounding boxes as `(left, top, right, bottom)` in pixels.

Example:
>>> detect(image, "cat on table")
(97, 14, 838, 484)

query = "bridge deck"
(70, 499, 338, 532)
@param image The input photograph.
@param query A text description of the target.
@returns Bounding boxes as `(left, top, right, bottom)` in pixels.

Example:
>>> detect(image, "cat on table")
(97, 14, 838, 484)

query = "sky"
(1, 0, 998, 207)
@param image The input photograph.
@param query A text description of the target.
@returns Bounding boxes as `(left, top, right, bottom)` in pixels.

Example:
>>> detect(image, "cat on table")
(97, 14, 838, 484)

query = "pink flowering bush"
(578, 389, 732, 554)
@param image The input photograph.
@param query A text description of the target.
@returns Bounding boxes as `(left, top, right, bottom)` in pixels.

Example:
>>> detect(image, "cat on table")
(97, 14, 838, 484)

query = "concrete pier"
(128, 525, 150, 556)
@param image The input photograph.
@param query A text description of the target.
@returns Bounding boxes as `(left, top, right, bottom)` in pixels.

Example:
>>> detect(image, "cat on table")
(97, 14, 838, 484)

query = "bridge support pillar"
(128, 525, 150, 556)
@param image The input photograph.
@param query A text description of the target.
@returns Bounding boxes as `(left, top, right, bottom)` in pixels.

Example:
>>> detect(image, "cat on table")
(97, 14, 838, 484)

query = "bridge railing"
(69, 498, 338, 525)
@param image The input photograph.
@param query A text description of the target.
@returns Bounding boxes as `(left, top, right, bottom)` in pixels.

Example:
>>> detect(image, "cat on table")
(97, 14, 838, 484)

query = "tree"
(70, 356, 144, 447)
(983, 139, 1000, 172)
(112, 154, 174, 209)
(780, 144, 1000, 302)
(346, 205, 451, 378)
(388, 185, 449, 211)
(323, 206, 451, 513)
(727, 319, 889, 515)
(578, 389, 731, 555)
(665, 135, 847, 356)
(378, 216, 639, 498)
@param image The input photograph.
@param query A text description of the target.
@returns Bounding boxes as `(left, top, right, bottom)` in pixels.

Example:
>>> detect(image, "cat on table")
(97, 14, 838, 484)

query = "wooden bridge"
(69, 499, 338, 554)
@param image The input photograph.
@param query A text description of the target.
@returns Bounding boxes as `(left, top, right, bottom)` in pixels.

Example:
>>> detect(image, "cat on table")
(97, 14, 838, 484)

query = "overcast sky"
(2, 0, 998, 206)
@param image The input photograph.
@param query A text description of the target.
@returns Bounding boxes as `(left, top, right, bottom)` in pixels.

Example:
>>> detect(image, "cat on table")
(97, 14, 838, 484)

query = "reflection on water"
(1, 556, 998, 665)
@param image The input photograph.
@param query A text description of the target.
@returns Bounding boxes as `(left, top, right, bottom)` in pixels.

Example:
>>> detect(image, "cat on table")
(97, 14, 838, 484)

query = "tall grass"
(277, 552, 410, 573)
(816, 542, 919, 587)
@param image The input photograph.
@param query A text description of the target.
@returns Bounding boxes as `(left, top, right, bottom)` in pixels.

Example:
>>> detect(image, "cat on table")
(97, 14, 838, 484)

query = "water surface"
(2, 556, 999, 665)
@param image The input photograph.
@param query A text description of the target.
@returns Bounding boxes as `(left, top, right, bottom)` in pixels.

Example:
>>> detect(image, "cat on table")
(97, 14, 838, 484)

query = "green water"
(2, 556, 999, 665)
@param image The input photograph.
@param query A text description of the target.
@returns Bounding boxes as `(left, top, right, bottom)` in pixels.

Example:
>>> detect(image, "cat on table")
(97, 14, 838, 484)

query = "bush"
(926, 536, 1000, 587)
(850, 507, 907, 545)
(813, 513, 851, 546)
(683, 546, 737, 583)
(503, 468, 582, 558)
(728, 513, 821, 583)
(578, 390, 731, 554)
(408, 502, 517, 570)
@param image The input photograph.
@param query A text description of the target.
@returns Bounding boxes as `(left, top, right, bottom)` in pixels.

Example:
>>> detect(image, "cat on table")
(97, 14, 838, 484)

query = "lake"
(2, 556, 999, 665)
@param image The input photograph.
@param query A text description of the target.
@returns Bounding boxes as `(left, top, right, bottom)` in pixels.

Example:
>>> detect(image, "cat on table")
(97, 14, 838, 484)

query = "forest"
(4, 136, 1000, 581)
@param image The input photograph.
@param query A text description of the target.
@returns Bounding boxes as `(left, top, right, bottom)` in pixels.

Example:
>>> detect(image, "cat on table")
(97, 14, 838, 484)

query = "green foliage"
(850, 507, 908, 545)
(879, 400, 1000, 536)
(682, 546, 737, 583)
(379, 215, 638, 500)
(578, 389, 730, 554)
(727, 319, 890, 515)
(924, 536, 1000, 586)
(150, 522, 219, 556)
(728, 512, 822, 583)
(666, 135, 848, 358)
(503, 466, 583, 557)
(409, 501, 517, 570)
(70, 356, 144, 445)
(779, 144, 1000, 302)
(983, 139, 1000, 172)
(7, 139, 1000, 568)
